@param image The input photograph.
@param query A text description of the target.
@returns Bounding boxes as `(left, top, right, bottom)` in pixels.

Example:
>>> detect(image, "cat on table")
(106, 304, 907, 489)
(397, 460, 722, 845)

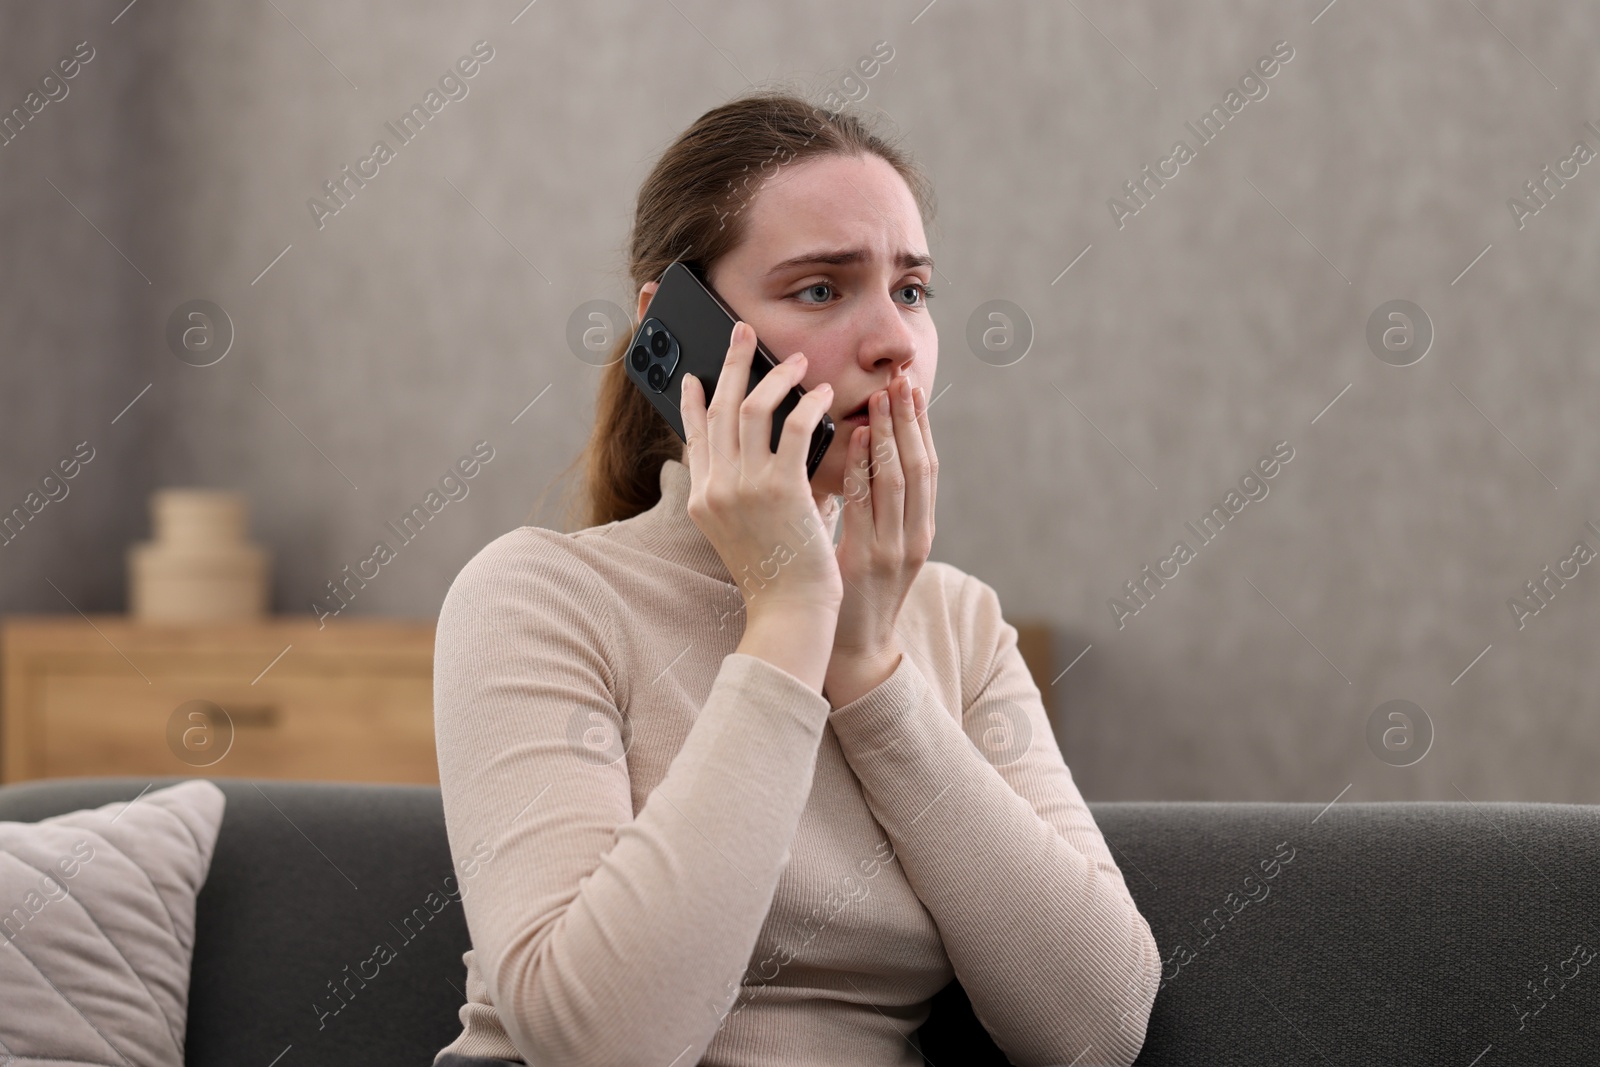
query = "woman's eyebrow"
(764, 247, 934, 276)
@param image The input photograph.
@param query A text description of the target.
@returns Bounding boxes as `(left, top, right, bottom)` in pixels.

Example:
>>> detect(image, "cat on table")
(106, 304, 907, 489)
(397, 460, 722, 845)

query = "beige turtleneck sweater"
(430, 457, 1160, 1067)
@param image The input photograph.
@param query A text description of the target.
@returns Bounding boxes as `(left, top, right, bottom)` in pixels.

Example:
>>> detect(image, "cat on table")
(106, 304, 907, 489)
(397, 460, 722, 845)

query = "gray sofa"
(2, 776, 1596, 1066)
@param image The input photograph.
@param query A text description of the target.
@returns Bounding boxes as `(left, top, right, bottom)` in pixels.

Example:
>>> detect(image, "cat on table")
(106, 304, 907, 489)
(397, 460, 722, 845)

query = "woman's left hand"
(824, 365, 938, 707)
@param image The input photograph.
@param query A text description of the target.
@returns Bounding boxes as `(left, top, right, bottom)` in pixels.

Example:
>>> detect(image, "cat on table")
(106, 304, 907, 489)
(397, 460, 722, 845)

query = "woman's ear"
(636, 281, 660, 325)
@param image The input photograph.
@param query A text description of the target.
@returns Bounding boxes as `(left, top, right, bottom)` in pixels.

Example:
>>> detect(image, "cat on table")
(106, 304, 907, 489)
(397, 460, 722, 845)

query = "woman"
(431, 88, 1160, 1067)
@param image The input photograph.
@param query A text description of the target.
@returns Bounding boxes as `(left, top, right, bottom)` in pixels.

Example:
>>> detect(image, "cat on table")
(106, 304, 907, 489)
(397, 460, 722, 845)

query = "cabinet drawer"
(35, 672, 436, 783)
(3, 616, 439, 784)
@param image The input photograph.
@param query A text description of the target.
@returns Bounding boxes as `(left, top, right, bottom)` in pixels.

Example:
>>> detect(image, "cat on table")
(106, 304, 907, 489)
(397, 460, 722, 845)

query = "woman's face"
(636, 151, 937, 501)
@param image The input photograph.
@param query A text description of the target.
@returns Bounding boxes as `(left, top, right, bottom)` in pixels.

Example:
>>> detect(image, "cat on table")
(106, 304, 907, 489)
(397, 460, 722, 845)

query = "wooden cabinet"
(1, 616, 437, 784)
(1013, 623, 1055, 720)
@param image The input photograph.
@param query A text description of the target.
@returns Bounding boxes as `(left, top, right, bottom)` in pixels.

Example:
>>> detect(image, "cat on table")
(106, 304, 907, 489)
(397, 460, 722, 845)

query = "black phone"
(624, 260, 836, 480)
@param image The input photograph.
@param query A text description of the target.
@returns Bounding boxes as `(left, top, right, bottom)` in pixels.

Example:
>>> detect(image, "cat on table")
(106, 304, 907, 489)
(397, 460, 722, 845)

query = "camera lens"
(631, 345, 648, 372)
(650, 329, 671, 357)
(647, 364, 665, 391)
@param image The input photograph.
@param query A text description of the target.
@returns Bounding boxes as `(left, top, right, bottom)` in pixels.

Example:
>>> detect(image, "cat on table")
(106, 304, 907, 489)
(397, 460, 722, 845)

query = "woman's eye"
(793, 281, 936, 306)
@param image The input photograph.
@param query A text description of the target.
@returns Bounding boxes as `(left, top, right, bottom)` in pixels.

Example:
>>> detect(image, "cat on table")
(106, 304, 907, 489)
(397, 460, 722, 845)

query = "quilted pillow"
(0, 779, 226, 1066)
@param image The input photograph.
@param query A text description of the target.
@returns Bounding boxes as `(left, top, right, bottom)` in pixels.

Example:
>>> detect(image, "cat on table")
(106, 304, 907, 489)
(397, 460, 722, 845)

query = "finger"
(868, 386, 904, 544)
(839, 421, 874, 547)
(679, 371, 707, 487)
(710, 321, 758, 466)
(889, 372, 930, 542)
(738, 349, 807, 476)
(913, 383, 937, 533)
(775, 378, 832, 479)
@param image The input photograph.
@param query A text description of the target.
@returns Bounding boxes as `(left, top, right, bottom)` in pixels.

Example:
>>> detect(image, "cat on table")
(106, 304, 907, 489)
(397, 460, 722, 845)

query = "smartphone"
(624, 260, 835, 480)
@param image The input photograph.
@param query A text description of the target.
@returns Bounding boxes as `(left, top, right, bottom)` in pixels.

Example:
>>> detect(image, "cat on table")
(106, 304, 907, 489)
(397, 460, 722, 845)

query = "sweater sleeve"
(824, 569, 1161, 1067)
(432, 530, 834, 1067)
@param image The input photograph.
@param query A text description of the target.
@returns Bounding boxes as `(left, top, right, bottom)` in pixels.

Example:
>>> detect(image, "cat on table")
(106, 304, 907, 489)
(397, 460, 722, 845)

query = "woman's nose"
(858, 297, 918, 370)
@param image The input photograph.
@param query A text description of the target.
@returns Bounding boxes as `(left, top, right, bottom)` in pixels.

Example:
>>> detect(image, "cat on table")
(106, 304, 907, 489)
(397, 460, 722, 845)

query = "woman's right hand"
(679, 320, 844, 620)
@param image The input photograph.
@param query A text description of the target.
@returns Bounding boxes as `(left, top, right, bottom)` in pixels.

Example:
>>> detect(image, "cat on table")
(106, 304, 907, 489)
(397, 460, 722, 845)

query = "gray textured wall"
(2, 1, 1596, 803)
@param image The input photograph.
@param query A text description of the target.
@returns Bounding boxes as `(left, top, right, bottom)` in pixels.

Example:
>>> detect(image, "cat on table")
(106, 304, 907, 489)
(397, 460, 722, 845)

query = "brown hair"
(533, 85, 936, 531)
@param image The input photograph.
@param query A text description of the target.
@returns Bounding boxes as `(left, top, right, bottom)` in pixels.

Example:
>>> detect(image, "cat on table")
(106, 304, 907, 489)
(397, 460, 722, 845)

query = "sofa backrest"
(1, 777, 468, 1066)
(2, 778, 1596, 1066)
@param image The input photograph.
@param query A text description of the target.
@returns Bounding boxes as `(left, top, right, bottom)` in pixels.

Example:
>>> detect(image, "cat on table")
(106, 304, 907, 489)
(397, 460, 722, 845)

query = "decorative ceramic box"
(127, 489, 270, 622)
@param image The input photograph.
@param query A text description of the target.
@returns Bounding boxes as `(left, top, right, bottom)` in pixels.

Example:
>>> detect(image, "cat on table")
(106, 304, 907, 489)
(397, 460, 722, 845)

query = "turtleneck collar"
(610, 457, 842, 587)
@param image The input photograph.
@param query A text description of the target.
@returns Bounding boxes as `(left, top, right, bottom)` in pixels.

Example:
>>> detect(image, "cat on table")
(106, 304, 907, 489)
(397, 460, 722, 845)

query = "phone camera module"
(635, 318, 680, 394)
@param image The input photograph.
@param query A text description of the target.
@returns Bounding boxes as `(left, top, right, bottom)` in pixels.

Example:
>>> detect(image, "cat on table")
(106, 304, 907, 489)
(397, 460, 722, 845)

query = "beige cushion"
(0, 779, 226, 1066)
